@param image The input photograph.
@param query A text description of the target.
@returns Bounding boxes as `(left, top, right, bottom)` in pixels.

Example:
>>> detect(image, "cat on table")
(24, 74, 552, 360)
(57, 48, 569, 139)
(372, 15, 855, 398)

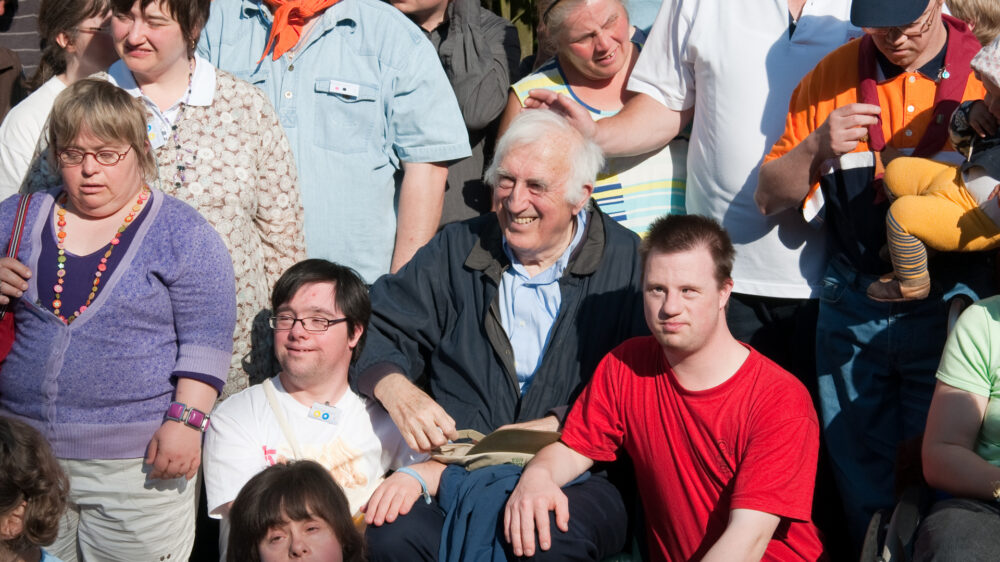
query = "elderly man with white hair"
(351, 109, 646, 560)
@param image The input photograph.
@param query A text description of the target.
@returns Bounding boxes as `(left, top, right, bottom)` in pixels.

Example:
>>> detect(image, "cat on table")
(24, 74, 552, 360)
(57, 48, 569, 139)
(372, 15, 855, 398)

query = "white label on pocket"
(324, 80, 359, 98)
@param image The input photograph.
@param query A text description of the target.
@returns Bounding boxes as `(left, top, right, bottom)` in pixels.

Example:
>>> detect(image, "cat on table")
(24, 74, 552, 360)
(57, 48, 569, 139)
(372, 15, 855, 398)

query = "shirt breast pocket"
(313, 78, 379, 154)
(229, 67, 270, 88)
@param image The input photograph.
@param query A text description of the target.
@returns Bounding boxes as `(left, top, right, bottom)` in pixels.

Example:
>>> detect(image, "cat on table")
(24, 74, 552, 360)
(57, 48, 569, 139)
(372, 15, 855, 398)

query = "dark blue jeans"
(365, 472, 626, 561)
(816, 255, 989, 545)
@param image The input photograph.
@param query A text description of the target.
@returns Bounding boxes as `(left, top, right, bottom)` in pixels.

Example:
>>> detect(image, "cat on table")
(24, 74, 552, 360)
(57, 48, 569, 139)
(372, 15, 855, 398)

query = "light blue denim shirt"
(498, 209, 588, 394)
(198, 0, 471, 282)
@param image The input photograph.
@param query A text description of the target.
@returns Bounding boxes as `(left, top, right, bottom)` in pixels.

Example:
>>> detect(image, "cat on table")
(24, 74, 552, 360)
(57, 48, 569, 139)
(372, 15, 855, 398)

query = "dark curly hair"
(227, 460, 364, 562)
(0, 417, 69, 552)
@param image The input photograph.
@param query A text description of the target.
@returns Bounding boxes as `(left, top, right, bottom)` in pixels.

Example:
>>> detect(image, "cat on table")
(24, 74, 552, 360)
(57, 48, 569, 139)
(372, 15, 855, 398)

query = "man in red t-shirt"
(503, 215, 826, 561)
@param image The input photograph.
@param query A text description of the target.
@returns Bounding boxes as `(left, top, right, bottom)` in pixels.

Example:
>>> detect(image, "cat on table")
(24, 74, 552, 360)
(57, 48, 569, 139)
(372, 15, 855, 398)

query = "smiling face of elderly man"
(489, 112, 596, 273)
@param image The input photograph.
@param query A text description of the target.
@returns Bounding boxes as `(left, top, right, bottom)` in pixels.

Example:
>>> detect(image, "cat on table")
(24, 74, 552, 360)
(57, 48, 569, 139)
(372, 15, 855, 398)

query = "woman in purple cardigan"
(0, 78, 236, 560)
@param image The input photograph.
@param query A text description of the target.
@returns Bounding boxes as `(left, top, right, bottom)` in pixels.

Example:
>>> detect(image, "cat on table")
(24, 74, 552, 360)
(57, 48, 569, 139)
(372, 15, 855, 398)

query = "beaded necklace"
(53, 186, 151, 324)
(169, 65, 194, 190)
(139, 58, 195, 190)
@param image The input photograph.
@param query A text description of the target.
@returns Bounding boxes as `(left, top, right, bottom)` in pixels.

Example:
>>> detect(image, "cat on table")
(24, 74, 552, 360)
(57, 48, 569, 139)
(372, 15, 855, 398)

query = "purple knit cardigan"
(0, 188, 236, 459)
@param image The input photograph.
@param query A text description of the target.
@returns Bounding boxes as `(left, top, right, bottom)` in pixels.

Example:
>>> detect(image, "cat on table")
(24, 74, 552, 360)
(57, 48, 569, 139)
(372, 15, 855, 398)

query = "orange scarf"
(259, 0, 342, 62)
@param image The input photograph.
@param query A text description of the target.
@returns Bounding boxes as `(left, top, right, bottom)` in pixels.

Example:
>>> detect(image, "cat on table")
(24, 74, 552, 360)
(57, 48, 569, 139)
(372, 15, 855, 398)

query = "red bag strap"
(5, 194, 32, 259)
(0, 194, 33, 321)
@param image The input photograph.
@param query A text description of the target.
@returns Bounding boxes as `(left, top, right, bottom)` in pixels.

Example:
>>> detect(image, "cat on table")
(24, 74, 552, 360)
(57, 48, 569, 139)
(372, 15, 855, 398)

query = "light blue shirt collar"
(499, 209, 588, 394)
(240, 0, 358, 36)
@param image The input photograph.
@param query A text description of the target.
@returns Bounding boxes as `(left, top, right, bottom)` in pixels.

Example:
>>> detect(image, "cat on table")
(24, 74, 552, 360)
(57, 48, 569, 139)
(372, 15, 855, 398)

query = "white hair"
(485, 109, 604, 206)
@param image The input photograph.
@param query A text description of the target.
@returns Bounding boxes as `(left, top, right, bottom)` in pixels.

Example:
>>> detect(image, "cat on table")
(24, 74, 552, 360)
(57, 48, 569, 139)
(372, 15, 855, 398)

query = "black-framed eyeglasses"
(57, 146, 133, 167)
(269, 315, 349, 332)
(73, 25, 110, 34)
(863, 2, 939, 39)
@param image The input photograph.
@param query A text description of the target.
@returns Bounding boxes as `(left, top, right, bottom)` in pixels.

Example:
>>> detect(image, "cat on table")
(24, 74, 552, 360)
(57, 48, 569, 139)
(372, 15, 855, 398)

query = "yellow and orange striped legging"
(884, 157, 1000, 281)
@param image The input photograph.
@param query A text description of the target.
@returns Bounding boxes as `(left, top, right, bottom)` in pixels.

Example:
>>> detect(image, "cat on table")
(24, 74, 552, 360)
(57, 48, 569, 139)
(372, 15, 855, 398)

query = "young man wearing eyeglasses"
(201, 259, 438, 559)
(756, 0, 989, 547)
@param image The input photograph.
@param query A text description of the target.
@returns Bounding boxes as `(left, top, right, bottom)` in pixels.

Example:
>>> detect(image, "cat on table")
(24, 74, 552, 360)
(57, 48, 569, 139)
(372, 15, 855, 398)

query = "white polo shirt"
(628, 0, 863, 298)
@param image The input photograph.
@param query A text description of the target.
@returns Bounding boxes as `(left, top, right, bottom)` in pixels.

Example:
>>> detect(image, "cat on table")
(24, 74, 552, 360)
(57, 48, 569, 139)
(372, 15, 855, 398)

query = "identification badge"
(322, 80, 359, 98)
(147, 123, 165, 150)
(308, 402, 340, 426)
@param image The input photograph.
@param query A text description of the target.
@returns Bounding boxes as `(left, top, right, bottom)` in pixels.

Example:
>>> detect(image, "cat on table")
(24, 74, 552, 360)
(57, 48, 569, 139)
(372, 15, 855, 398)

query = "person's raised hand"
(523, 89, 597, 138)
(0, 257, 31, 305)
(813, 103, 882, 161)
(374, 373, 458, 452)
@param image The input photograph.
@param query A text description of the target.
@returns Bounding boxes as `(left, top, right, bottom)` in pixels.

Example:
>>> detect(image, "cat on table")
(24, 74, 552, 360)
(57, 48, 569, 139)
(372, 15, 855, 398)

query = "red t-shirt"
(561, 337, 825, 561)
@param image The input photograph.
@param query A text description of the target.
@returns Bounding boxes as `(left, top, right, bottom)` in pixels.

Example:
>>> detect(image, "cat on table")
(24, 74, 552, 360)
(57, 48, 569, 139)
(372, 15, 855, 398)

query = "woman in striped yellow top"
(499, 0, 687, 235)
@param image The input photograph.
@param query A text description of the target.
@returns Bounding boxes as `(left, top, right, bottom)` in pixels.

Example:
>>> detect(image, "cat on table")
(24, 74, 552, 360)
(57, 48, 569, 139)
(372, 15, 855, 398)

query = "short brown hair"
(640, 215, 735, 287)
(110, 0, 210, 52)
(0, 417, 69, 552)
(47, 78, 158, 181)
(227, 460, 364, 562)
(947, 0, 1000, 45)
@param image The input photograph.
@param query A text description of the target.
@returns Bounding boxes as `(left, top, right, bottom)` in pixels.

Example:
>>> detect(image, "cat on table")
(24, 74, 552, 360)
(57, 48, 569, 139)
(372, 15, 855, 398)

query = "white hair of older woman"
(485, 109, 605, 206)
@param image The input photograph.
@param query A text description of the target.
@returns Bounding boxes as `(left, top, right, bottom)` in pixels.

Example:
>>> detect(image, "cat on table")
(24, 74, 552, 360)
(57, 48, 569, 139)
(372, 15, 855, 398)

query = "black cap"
(851, 0, 928, 28)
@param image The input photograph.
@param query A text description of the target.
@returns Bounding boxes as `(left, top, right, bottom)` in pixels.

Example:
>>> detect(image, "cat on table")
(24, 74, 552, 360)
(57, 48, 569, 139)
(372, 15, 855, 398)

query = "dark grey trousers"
(914, 497, 1000, 561)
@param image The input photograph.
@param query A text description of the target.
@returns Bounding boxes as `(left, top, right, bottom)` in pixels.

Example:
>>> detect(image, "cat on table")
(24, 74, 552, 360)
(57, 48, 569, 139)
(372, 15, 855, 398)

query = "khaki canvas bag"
(431, 428, 562, 471)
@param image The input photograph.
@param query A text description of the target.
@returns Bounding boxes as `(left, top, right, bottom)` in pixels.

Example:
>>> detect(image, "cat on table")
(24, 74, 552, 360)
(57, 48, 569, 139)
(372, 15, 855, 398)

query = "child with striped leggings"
(868, 38, 1000, 301)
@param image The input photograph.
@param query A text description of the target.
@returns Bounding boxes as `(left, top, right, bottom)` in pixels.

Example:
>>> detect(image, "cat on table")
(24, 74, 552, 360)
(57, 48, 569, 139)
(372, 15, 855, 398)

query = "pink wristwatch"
(165, 401, 211, 432)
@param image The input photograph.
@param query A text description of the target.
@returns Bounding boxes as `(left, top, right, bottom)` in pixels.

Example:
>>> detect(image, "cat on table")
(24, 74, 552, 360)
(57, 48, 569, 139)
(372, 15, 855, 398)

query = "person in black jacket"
(352, 109, 646, 561)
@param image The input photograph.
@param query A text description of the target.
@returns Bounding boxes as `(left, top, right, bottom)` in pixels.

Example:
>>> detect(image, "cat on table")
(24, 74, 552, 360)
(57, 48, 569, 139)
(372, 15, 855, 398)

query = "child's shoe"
(866, 273, 931, 302)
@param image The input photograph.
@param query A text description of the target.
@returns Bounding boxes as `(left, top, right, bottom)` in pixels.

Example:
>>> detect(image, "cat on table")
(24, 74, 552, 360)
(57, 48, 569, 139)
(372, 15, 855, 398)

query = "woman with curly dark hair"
(0, 416, 70, 562)
(228, 460, 365, 562)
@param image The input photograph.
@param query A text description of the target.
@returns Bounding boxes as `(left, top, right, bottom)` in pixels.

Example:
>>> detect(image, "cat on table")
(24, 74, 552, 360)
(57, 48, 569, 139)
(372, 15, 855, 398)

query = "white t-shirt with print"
(203, 376, 424, 518)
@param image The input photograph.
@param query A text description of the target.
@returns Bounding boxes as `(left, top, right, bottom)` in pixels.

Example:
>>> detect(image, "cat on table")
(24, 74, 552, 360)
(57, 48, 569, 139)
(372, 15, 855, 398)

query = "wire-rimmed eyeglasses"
(57, 146, 133, 167)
